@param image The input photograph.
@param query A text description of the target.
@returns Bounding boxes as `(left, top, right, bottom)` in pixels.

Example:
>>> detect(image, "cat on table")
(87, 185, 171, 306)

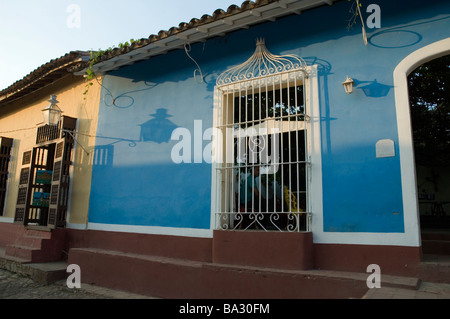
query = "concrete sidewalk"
(2, 264, 450, 299)
(363, 281, 450, 299)
(0, 248, 154, 299)
(0, 267, 154, 299)
(2, 247, 450, 299)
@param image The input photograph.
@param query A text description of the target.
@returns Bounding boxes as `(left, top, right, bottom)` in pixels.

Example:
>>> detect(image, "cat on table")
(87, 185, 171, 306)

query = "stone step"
(21, 261, 69, 285)
(5, 245, 34, 262)
(4, 242, 66, 265)
(297, 269, 421, 290)
(421, 231, 450, 241)
(24, 228, 52, 239)
(4, 228, 65, 263)
(68, 247, 421, 299)
(0, 248, 29, 264)
(0, 248, 68, 285)
(5, 244, 43, 263)
(14, 235, 49, 249)
(422, 240, 450, 255)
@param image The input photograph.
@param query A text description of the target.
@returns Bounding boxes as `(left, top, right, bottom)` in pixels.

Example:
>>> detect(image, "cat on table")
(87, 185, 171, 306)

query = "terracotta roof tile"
(0, 0, 335, 104)
(87, 0, 282, 66)
(0, 51, 90, 106)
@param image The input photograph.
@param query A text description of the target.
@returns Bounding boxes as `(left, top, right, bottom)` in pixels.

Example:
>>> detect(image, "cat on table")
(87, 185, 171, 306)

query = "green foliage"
(409, 55, 450, 167)
(83, 39, 137, 99)
(346, 0, 363, 31)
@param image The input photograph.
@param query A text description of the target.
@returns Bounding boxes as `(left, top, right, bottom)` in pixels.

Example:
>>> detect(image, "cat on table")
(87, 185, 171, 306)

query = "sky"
(0, 0, 240, 90)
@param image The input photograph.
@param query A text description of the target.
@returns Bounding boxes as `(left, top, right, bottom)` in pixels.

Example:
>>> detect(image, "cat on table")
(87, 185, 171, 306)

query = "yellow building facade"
(0, 51, 101, 228)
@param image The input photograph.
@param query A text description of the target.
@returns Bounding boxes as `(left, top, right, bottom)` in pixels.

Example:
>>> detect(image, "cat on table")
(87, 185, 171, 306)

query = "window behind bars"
(214, 71, 311, 232)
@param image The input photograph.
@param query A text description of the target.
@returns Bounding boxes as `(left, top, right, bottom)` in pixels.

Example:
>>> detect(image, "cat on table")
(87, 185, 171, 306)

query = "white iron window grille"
(213, 39, 312, 232)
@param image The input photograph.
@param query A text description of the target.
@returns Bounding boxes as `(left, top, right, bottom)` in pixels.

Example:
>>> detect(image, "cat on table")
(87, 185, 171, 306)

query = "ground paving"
(0, 267, 153, 299)
(0, 267, 103, 299)
(1, 246, 450, 300)
(1, 265, 450, 299)
(363, 281, 450, 299)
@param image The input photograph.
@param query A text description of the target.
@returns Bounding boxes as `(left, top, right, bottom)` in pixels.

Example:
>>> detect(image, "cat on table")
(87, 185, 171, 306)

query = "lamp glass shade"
(42, 95, 62, 126)
(342, 76, 355, 94)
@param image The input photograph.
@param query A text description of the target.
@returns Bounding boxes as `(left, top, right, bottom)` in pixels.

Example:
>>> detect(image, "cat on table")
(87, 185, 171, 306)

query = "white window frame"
(210, 40, 322, 233)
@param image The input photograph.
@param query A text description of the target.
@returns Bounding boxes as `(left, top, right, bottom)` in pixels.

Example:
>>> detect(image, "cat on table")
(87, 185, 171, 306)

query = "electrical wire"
(356, 0, 368, 45)
(184, 43, 204, 84)
(0, 126, 36, 135)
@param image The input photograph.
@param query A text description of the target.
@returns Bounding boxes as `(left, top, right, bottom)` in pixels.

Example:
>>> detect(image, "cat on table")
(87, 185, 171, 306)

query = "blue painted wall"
(88, 0, 450, 233)
(88, 52, 216, 229)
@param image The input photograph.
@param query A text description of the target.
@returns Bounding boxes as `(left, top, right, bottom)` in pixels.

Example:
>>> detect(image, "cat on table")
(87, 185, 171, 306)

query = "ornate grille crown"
(216, 39, 307, 86)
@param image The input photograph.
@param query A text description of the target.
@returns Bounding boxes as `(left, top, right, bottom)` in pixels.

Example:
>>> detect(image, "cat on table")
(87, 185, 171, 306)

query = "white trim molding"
(210, 61, 322, 233)
(0, 217, 14, 224)
(306, 65, 324, 238)
(393, 37, 450, 247)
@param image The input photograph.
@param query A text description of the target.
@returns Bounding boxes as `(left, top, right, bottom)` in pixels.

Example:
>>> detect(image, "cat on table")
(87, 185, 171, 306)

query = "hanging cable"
(184, 43, 204, 84)
(0, 126, 36, 134)
(356, 0, 368, 45)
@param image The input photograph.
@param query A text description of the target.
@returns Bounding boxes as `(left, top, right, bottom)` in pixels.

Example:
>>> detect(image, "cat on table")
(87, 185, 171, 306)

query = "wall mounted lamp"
(342, 76, 355, 94)
(41, 95, 62, 126)
(41, 95, 89, 155)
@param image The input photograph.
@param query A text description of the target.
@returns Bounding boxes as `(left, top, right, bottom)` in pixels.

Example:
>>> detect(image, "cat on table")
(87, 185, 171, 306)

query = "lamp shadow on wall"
(139, 108, 178, 144)
(90, 108, 179, 167)
(354, 79, 394, 98)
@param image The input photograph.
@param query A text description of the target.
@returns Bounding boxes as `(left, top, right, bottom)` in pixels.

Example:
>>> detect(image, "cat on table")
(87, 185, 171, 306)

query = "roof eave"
(0, 52, 90, 107)
(76, 0, 336, 76)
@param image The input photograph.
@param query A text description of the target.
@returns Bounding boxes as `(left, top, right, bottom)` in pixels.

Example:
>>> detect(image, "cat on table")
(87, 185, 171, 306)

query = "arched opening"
(408, 54, 450, 256)
(393, 38, 450, 253)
